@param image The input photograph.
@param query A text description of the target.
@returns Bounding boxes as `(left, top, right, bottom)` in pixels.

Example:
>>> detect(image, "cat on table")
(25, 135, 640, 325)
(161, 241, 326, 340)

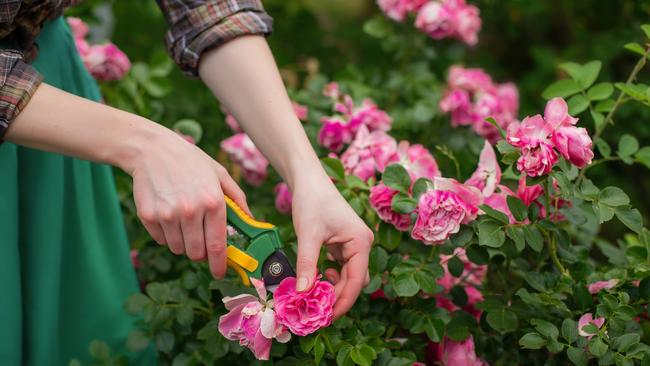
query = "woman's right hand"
(124, 128, 250, 279)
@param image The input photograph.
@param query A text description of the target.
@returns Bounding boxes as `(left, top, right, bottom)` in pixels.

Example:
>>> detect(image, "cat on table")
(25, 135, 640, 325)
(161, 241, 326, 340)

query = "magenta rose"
(411, 189, 469, 245)
(369, 183, 412, 231)
(318, 117, 350, 152)
(84, 43, 131, 81)
(377, 0, 428, 21)
(274, 277, 336, 336)
(552, 125, 594, 168)
(349, 99, 393, 132)
(274, 183, 293, 215)
(341, 126, 399, 181)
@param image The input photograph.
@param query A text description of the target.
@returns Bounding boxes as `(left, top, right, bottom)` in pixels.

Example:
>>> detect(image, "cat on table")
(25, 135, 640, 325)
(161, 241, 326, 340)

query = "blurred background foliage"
(70, 0, 650, 240)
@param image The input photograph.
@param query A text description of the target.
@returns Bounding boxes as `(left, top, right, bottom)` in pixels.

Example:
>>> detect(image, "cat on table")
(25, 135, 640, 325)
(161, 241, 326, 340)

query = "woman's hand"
(125, 129, 250, 279)
(290, 172, 374, 319)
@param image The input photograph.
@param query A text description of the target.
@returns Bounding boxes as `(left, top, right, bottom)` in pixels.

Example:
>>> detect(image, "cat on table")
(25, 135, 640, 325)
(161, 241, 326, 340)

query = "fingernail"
(296, 277, 309, 292)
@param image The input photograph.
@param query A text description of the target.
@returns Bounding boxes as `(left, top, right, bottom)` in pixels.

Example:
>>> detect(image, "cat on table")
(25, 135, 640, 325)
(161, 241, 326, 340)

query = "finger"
(205, 196, 228, 279)
(217, 166, 252, 216)
(295, 230, 322, 292)
(180, 204, 206, 261)
(160, 219, 184, 255)
(139, 214, 166, 245)
(325, 268, 340, 285)
(333, 249, 370, 319)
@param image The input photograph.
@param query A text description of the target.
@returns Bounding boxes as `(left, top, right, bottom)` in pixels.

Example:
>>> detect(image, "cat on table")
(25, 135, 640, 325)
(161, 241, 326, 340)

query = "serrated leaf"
(618, 134, 640, 156)
(523, 226, 544, 252)
(542, 79, 582, 99)
(392, 273, 420, 297)
(624, 42, 646, 56)
(636, 146, 650, 170)
(412, 178, 430, 200)
(378, 222, 403, 250)
(383, 164, 411, 192)
(314, 339, 325, 364)
(478, 220, 505, 248)
(531, 318, 559, 339)
(567, 346, 588, 366)
(587, 82, 614, 101)
(589, 337, 608, 357)
(507, 196, 528, 221)
(176, 305, 194, 327)
(612, 333, 640, 353)
(391, 193, 417, 214)
(598, 186, 630, 206)
(486, 308, 518, 333)
(578, 61, 602, 89)
(519, 332, 546, 349)
(615, 206, 643, 233)
(567, 94, 589, 115)
(562, 318, 578, 343)
(506, 226, 525, 252)
(480, 204, 510, 224)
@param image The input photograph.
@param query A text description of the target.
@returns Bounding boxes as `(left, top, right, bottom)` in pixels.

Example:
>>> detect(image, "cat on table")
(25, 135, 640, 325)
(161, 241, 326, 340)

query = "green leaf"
(321, 157, 345, 181)
(507, 196, 528, 221)
(486, 308, 518, 333)
(615, 206, 643, 233)
(480, 204, 510, 224)
(559, 62, 584, 82)
(125, 293, 151, 315)
(173, 119, 203, 143)
(618, 134, 640, 156)
(68, 360, 82, 366)
(591, 110, 606, 130)
(519, 332, 546, 349)
(424, 318, 445, 342)
(562, 318, 578, 343)
(450, 226, 474, 247)
(478, 220, 505, 248)
(127, 329, 151, 352)
(414, 270, 437, 293)
(595, 137, 611, 157)
(624, 42, 646, 56)
(616, 82, 647, 100)
(176, 305, 194, 327)
(542, 79, 582, 99)
(523, 226, 544, 252)
(383, 164, 411, 192)
(369, 247, 389, 273)
(587, 82, 614, 101)
(531, 319, 559, 339)
(363, 17, 391, 38)
(466, 245, 489, 265)
(640, 278, 650, 300)
(635, 146, 650, 170)
(589, 337, 608, 357)
(567, 346, 588, 366)
(578, 61, 602, 89)
(448, 256, 464, 277)
(314, 338, 325, 365)
(180, 271, 199, 290)
(506, 226, 525, 252)
(524, 272, 547, 292)
(612, 333, 640, 353)
(595, 99, 616, 113)
(391, 193, 417, 214)
(485, 117, 506, 139)
(392, 273, 420, 297)
(567, 94, 589, 115)
(599, 186, 630, 206)
(146, 283, 170, 303)
(337, 344, 353, 366)
(156, 331, 175, 353)
(412, 178, 430, 200)
(378, 223, 403, 250)
(642, 24, 650, 39)
(346, 175, 369, 190)
(299, 334, 317, 353)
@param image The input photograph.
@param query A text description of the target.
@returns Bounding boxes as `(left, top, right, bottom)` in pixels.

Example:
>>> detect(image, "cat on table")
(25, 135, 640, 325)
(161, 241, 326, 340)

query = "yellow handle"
(224, 196, 274, 229)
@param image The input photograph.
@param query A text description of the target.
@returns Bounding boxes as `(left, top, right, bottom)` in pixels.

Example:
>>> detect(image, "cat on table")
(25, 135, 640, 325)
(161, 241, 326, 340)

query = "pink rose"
(377, 0, 428, 21)
(369, 183, 412, 231)
(323, 82, 340, 99)
(552, 126, 594, 168)
(452, 0, 481, 46)
(83, 43, 131, 81)
(224, 114, 242, 132)
(274, 183, 293, 215)
(484, 189, 516, 224)
(437, 336, 488, 366)
(517, 142, 558, 177)
(349, 99, 393, 132)
(66, 17, 89, 39)
(221, 133, 269, 186)
(578, 313, 605, 339)
(447, 65, 493, 91)
(274, 277, 336, 336)
(411, 179, 482, 244)
(292, 102, 309, 121)
(516, 176, 543, 206)
(318, 116, 352, 152)
(588, 279, 619, 294)
(439, 89, 472, 126)
(341, 126, 399, 181)
(415, 0, 481, 46)
(218, 278, 291, 360)
(544, 97, 578, 130)
(397, 141, 440, 181)
(507, 115, 557, 176)
(466, 141, 501, 197)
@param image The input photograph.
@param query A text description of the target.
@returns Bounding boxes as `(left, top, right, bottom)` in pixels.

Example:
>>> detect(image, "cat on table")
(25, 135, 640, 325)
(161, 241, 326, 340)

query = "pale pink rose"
(433, 177, 483, 220)
(452, 0, 481, 46)
(349, 99, 392, 132)
(544, 97, 578, 130)
(274, 277, 336, 336)
(274, 183, 292, 215)
(323, 82, 340, 99)
(66, 17, 89, 39)
(292, 102, 309, 121)
(552, 126, 593, 168)
(369, 183, 412, 231)
(415, 1, 455, 40)
(74, 38, 90, 58)
(578, 313, 605, 339)
(484, 186, 516, 223)
(437, 336, 488, 366)
(466, 141, 501, 197)
(507, 115, 557, 176)
(83, 43, 131, 81)
(447, 65, 493, 92)
(341, 126, 399, 181)
(397, 141, 440, 181)
(377, 0, 428, 21)
(318, 116, 352, 152)
(221, 133, 269, 186)
(588, 279, 619, 294)
(225, 114, 242, 132)
(498, 83, 520, 120)
(516, 176, 543, 207)
(411, 185, 478, 245)
(439, 89, 472, 126)
(218, 278, 291, 360)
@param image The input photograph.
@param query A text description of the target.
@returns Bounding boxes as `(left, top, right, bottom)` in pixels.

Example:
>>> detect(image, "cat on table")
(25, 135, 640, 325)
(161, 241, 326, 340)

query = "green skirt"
(0, 18, 156, 365)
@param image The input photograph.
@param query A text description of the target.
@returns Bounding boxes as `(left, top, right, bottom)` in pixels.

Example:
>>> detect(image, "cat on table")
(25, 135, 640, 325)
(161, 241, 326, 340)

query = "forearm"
(198, 35, 327, 188)
(4, 83, 171, 174)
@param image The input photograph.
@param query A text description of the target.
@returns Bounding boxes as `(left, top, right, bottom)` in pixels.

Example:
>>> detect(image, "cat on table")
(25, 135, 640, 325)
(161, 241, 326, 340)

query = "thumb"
(295, 229, 321, 292)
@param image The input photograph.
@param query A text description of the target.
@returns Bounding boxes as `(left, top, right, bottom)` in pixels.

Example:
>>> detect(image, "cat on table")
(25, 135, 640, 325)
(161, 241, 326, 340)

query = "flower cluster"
(218, 277, 335, 360)
(507, 97, 593, 177)
(67, 17, 131, 81)
(318, 84, 392, 152)
(221, 134, 269, 186)
(378, 0, 481, 46)
(439, 66, 519, 142)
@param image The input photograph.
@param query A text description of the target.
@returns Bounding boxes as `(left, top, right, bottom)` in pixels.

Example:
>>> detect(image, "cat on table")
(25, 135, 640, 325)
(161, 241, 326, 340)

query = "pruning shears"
(224, 196, 295, 292)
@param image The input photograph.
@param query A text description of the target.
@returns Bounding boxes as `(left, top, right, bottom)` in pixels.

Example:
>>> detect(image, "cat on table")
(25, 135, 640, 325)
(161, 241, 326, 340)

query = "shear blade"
(262, 250, 295, 293)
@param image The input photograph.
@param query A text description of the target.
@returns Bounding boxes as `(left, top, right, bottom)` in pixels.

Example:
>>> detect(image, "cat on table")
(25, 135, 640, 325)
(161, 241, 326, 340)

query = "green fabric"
(0, 18, 156, 365)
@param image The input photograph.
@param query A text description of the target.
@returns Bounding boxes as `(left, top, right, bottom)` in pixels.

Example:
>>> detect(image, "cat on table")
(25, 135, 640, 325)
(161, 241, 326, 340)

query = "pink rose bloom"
(415, 1, 455, 41)
(452, 0, 481, 46)
(552, 126, 593, 168)
(218, 278, 291, 360)
(588, 279, 619, 294)
(274, 277, 336, 336)
(447, 65, 493, 91)
(323, 82, 340, 99)
(224, 114, 242, 132)
(516, 176, 543, 206)
(377, 0, 428, 21)
(436, 336, 488, 366)
(544, 97, 578, 130)
(507, 115, 557, 176)
(66, 17, 89, 39)
(578, 313, 605, 339)
(411, 179, 482, 245)
(318, 116, 353, 152)
(439, 89, 472, 126)
(369, 183, 412, 231)
(466, 141, 501, 197)
(397, 141, 440, 181)
(83, 43, 131, 81)
(341, 126, 399, 181)
(292, 102, 309, 121)
(517, 142, 557, 177)
(221, 133, 269, 186)
(349, 99, 392, 132)
(484, 190, 515, 223)
(274, 183, 293, 215)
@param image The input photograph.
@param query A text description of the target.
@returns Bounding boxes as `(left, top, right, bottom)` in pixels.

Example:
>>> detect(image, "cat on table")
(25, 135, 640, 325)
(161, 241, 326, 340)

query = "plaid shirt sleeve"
(0, 50, 43, 139)
(156, 0, 273, 78)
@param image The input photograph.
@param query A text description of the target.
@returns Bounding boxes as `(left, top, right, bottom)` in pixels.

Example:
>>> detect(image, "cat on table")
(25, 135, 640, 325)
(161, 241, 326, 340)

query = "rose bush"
(66, 2, 650, 366)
